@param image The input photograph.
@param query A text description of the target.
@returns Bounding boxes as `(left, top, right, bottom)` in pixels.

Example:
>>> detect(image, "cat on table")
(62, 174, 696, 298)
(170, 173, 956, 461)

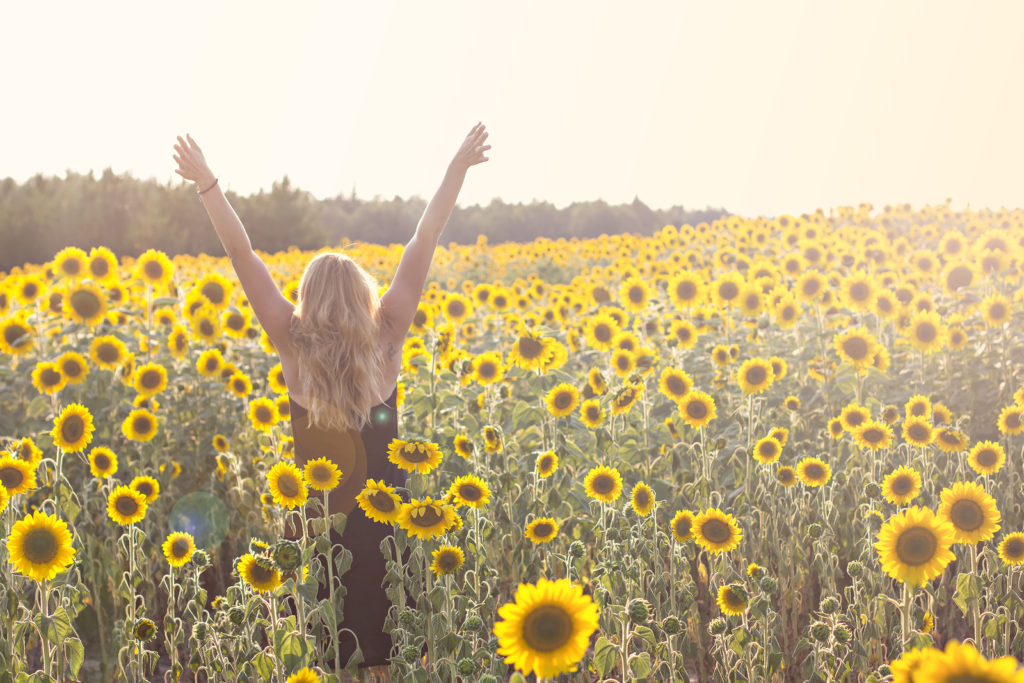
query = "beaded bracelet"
(197, 177, 219, 195)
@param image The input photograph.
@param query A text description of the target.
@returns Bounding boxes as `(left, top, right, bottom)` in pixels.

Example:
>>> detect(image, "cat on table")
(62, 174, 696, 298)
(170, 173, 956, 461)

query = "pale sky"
(2, 1, 1023, 218)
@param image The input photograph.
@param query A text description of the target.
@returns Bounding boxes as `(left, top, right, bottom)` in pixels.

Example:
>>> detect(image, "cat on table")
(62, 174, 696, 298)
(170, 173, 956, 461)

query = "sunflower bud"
(194, 621, 209, 640)
(133, 618, 156, 642)
(877, 664, 891, 677)
(211, 596, 226, 611)
(272, 539, 302, 573)
(401, 645, 421, 663)
(759, 576, 778, 593)
(628, 598, 651, 625)
(191, 549, 211, 570)
(864, 482, 882, 498)
(463, 614, 483, 631)
(847, 560, 864, 577)
(662, 616, 682, 634)
(811, 621, 831, 643)
(457, 658, 476, 675)
(399, 609, 418, 627)
(569, 541, 585, 558)
(808, 523, 824, 539)
(709, 618, 727, 635)
(228, 606, 245, 626)
(479, 676, 498, 683)
(833, 624, 851, 643)
(820, 596, 839, 614)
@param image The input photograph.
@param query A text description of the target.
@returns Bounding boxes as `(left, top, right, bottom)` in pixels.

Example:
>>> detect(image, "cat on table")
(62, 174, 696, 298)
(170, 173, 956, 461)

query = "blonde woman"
(172, 123, 490, 681)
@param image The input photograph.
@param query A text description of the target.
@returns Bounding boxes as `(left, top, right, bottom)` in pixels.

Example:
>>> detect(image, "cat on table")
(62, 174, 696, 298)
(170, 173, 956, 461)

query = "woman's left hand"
(173, 134, 216, 188)
(450, 122, 490, 171)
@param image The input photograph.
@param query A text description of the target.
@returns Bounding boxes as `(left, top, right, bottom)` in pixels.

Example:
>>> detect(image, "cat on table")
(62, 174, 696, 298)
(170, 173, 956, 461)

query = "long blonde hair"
(289, 252, 387, 432)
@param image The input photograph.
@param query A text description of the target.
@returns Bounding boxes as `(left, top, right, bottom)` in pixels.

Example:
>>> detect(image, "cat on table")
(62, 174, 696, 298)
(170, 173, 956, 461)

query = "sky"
(2, 0, 1023, 218)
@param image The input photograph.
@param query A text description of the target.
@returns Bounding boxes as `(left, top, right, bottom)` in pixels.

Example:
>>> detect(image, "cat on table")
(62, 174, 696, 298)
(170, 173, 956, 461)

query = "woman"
(172, 123, 490, 681)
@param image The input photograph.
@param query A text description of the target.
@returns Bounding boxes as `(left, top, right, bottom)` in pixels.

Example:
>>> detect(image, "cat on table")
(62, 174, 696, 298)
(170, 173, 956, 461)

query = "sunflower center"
(779, 469, 795, 484)
(718, 282, 739, 300)
(438, 550, 461, 571)
(22, 527, 59, 564)
(97, 343, 120, 364)
(144, 261, 165, 280)
(400, 446, 430, 463)
(61, 259, 82, 275)
(628, 286, 645, 304)
(199, 319, 215, 337)
(759, 442, 778, 458)
(591, 474, 615, 495)
(949, 499, 984, 531)
(947, 266, 973, 290)
(846, 412, 866, 428)
(862, 428, 886, 444)
(0, 465, 25, 490)
(277, 473, 300, 499)
(802, 279, 821, 296)
(675, 518, 692, 537)
(204, 357, 219, 372)
(141, 370, 162, 389)
(686, 399, 708, 420)
(446, 300, 466, 318)
(70, 290, 100, 319)
(989, 303, 1007, 320)
(458, 484, 482, 502)
(413, 310, 427, 327)
(135, 482, 154, 498)
(895, 527, 938, 566)
(1005, 538, 1024, 558)
(533, 522, 554, 537)
(411, 505, 443, 527)
(227, 313, 245, 330)
(666, 375, 688, 396)
(90, 258, 109, 277)
(676, 281, 696, 300)
(93, 452, 111, 471)
(41, 367, 63, 387)
(23, 283, 38, 298)
(915, 322, 937, 343)
(477, 362, 497, 380)
(890, 476, 913, 496)
(255, 407, 272, 424)
(518, 337, 543, 359)
(702, 519, 732, 544)
(975, 448, 998, 467)
(61, 415, 85, 443)
(369, 491, 396, 512)
(907, 423, 930, 441)
(804, 463, 825, 480)
(842, 337, 869, 360)
(133, 416, 153, 434)
(594, 324, 612, 343)
(521, 604, 574, 653)
(722, 589, 744, 609)
(115, 496, 140, 517)
(4, 323, 30, 347)
(745, 366, 767, 386)
(634, 490, 650, 507)
(584, 405, 600, 422)
(62, 360, 83, 378)
(171, 538, 190, 558)
(676, 327, 692, 342)
(553, 391, 573, 410)
(311, 464, 333, 484)
(850, 282, 870, 301)
(249, 562, 275, 583)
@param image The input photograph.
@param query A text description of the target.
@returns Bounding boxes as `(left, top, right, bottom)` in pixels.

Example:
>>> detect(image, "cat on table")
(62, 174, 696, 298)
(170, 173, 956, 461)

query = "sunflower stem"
(40, 579, 52, 679)
(900, 582, 911, 649)
(324, 489, 341, 678)
(969, 543, 980, 647)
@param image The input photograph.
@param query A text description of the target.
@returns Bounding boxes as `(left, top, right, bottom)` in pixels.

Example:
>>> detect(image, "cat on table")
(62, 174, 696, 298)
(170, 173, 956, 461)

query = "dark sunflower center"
(533, 522, 554, 537)
(591, 474, 615, 494)
(171, 538, 190, 558)
(413, 310, 427, 327)
(675, 518, 692, 537)
(718, 282, 739, 300)
(61, 259, 82, 275)
(950, 499, 984, 531)
(0, 465, 25, 490)
(802, 279, 821, 296)
(61, 415, 85, 443)
(804, 463, 827, 481)
(628, 286, 645, 304)
(666, 375, 688, 396)
(97, 343, 120, 364)
(676, 327, 692, 342)
(199, 319, 215, 337)
(61, 360, 83, 378)
(23, 283, 38, 298)
(144, 260, 164, 280)
(518, 336, 543, 359)
(232, 379, 246, 392)
(115, 495, 140, 517)
(277, 473, 300, 498)
(255, 407, 272, 424)
(1005, 539, 1024, 558)
(634, 489, 650, 507)
(141, 370, 162, 389)
(896, 527, 938, 566)
(400, 446, 430, 463)
(890, 475, 913, 496)
(200, 282, 224, 304)
(249, 562, 275, 583)
(849, 282, 870, 301)
(369, 491, 395, 512)
(1006, 412, 1022, 430)
(975, 448, 998, 467)
(458, 484, 482, 501)
(70, 290, 100, 319)
(846, 412, 866, 428)
(915, 322, 937, 343)
(989, 303, 1007, 320)
(438, 550, 461, 571)
(554, 391, 573, 410)
(594, 324, 612, 343)
(23, 527, 59, 564)
(227, 313, 245, 330)
(702, 519, 732, 544)
(744, 294, 759, 310)
(947, 266, 973, 290)
(723, 589, 745, 609)
(4, 323, 30, 347)
(93, 452, 111, 471)
(863, 428, 886, 444)
(133, 416, 153, 434)
(311, 464, 332, 484)
(676, 281, 696, 300)
(616, 355, 631, 371)
(204, 357, 219, 372)
(687, 400, 708, 420)
(759, 442, 778, 458)
(41, 367, 63, 387)
(135, 482, 153, 497)
(410, 505, 443, 527)
(843, 337, 869, 360)
(478, 362, 497, 379)
(779, 469, 795, 484)
(521, 605, 574, 653)
(745, 366, 767, 386)
(90, 258, 109, 277)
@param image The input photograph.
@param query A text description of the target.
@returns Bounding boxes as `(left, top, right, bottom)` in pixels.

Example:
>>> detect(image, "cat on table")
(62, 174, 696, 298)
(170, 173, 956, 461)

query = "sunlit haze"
(3, 0, 1023, 218)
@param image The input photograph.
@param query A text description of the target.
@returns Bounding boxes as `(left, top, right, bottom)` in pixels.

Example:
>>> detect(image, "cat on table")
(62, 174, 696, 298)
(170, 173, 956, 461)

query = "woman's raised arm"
(379, 123, 490, 341)
(172, 134, 294, 349)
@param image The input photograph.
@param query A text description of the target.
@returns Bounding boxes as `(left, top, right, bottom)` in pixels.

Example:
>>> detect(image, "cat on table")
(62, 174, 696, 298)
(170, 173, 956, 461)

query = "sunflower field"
(2, 201, 1024, 682)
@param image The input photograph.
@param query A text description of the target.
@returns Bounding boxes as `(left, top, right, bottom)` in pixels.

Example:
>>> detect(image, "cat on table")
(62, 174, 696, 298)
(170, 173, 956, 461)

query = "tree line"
(0, 169, 728, 271)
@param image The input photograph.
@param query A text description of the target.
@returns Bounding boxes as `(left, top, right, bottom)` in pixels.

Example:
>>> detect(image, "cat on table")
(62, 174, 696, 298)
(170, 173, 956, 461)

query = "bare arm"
(380, 123, 490, 341)
(173, 135, 294, 349)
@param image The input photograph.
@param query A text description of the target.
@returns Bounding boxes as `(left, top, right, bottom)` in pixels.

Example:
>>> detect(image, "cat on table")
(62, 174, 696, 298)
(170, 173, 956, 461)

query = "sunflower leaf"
(593, 636, 616, 676)
(953, 573, 982, 616)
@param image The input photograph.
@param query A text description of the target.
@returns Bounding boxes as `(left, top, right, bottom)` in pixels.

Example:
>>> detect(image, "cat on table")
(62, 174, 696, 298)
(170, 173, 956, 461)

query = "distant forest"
(0, 169, 728, 271)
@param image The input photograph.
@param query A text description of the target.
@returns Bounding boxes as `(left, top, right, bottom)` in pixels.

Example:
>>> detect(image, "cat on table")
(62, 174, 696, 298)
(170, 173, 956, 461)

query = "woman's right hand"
(173, 134, 216, 187)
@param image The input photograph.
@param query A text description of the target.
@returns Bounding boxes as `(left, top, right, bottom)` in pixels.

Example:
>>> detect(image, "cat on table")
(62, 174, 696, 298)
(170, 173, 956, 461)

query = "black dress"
(288, 387, 405, 668)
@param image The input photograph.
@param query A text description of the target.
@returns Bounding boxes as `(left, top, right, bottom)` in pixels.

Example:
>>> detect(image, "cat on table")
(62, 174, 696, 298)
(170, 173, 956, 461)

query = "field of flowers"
(2, 201, 1024, 682)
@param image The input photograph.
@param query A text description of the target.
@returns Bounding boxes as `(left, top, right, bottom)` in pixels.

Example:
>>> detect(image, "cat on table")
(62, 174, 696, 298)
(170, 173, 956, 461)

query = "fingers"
(186, 133, 201, 151)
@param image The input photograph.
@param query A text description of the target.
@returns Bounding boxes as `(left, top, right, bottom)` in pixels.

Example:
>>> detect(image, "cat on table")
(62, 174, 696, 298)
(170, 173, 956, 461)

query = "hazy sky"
(3, 1, 1023, 217)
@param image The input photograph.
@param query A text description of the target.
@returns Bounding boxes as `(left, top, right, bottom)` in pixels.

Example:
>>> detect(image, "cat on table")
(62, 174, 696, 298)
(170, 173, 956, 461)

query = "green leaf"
(331, 512, 348, 536)
(953, 573, 982, 616)
(35, 606, 73, 645)
(63, 637, 84, 678)
(252, 649, 275, 682)
(26, 396, 48, 419)
(593, 636, 617, 676)
(273, 628, 307, 671)
(630, 651, 652, 678)
(633, 625, 657, 648)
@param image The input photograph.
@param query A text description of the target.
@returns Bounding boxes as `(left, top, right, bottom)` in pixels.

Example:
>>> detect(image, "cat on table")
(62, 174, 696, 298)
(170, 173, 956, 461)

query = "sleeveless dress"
(287, 387, 405, 669)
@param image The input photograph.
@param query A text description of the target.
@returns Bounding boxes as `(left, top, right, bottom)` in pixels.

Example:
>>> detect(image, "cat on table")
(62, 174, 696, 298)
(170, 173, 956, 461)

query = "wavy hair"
(289, 252, 387, 432)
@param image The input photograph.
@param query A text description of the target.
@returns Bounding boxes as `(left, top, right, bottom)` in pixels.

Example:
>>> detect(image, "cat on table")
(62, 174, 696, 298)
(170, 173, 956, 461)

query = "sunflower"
(875, 506, 955, 586)
(784, 395, 801, 411)
(0, 315, 36, 356)
(64, 281, 108, 326)
(212, 434, 230, 452)
(827, 417, 844, 440)
(796, 457, 831, 487)
(711, 272, 744, 308)
(545, 383, 579, 418)
(889, 647, 932, 683)
(668, 319, 699, 349)
(678, 391, 717, 429)
(968, 441, 1006, 476)
(9, 437, 42, 466)
(122, 408, 158, 442)
(902, 417, 935, 447)
(716, 584, 748, 617)
(535, 450, 558, 478)
(303, 457, 340, 492)
(668, 271, 705, 308)
(586, 368, 608, 396)
(670, 510, 696, 542)
(737, 284, 763, 317)
(130, 475, 160, 503)
(196, 348, 224, 378)
(448, 474, 490, 509)
(397, 497, 458, 540)
(768, 426, 789, 447)
(248, 398, 279, 432)
(609, 382, 642, 416)
(237, 553, 282, 594)
(609, 349, 636, 379)
(267, 462, 307, 509)
(776, 466, 797, 487)
(711, 344, 732, 368)
(628, 482, 655, 516)
(472, 351, 504, 385)
(998, 533, 1024, 567)
(882, 466, 922, 505)
(914, 640, 1024, 683)
(619, 276, 650, 313)
(998, 404, 1024, 436)
(133, 362, 168, 398)
(854, 420, 894, 451)
(165, 325, 189, 360)
(736, 357, 774, 395)
(937, 481, 1001, 545)
(980, 292, 1013, 327)
(579, 399, 605, 429)
(430, 545, 465, 576)
(834, 327, 879, 371)
(658, 368, 693, 403)
(905, 310, 947, 354)
(525, 518, 559, 544)
(285, 668, 321, 683)
(0, 456, 37, 497)
(53, 246, 87, 280)
(388, 438, 444, 474)
(934, 427, 969, 454)
(795, 270, 826, 302)
(483, 426, 503, 453)
(493, 578, 600, 679)
(840, 271, 876, 310)
(882, 404, 900, 424)
(839, 403, 870, 432)
(31, 361, 67, 395)
(107, 485, 148, 525)
(356, 479, 403, 525)
(89, 335, 129, 370)
(453, 434, 473, 459)
(162, 531, 196, 568)
(56, 351, 89, 385)
(51, 403, 95, 453)
(583, 466, 623, 503)
(583, 311, 620, 351)
(134, 249, 174, 286)
(227, 372, 252, 399)
(752, 436, 782, 465)
(6, 510, 76, 582)
(693, 509, 742, 555)
(85, 246, 118, 281)
(221, 309, 249, 339)
(441, 292, 473, 323)
(773, 295, 800, 329)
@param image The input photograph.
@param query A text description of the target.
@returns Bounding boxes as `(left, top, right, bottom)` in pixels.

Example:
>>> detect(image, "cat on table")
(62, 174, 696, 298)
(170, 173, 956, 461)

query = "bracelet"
(197, 177, 219, 195)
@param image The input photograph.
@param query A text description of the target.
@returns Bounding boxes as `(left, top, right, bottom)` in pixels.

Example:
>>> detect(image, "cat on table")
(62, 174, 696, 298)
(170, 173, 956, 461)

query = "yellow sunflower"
(89, 335, 129, 370)
(6, 510, 76, 582)
(839, 403, 870, 432)
(583, 465, 623, 503)
(397, 497, 458, 540)
(904, 310, 947, 354)
(914, 640, 1024, 683)
(133, 362, 168, 398)
(796, 457, 831, 487)
(162, 532, 196, 568)
(658, 368, 693, 403)
(212, 434, 230, 452)
(579, 399, 605, 429)
(493, 578, 600, 679)
(448, 474, 491, 509)
(998, 403, 1024, 436)
(668, 319, 699, 349)
(545, 383, 579, 418)
(388, 438, 444, 474)
(134, 249, 174, 287)
(736, 357, 774, 395)
(51, 403, 95, 453)
(834, 327, 880, 371)
(752, 436, 782, 465)
(875, 506, 955, 586)
(902, 417, 935, 447)
(130, 475, 160, 503)
(0, 315, 35, 356)
(8, 437, 42, 466)
(107, 485, 148, 525)
(56, 351, 89, 385)
(968, 441, 1006, 476)
(668, 271, 705, 308)
(196, 348, 224, 378)
(356, 479, 404, 525)
(122, 408, 158, 442)
(934, 427, 969, 454)
(248, 397, 280, 432)
(776, 466, 797, 487)
(430, 545, 465, 576)
(630, 482, 655, 516)
(980, 292, 1012, 327)
(0, 456, 37, 497)
(227, 372, 252, 399)
(583, 311, 620, 351)
(535, 450, 558, 478)
(237, 553, 282, 594)
(716, 584, 748, 617)
(524, 517, 559, 544)
(881, 466, 922, 505)
(64, 281, 108, 326)
(453, 434, 474, 459)
(303, 457, 341, 492)
(678, 391, 717, 429)
(609, 349, 636, 379)
(854, 420, 894, 451)
(693, 509, 742, 555)
(937, 481, 1001, 545)
(670, 510, 696, 542)
(31, 361, 67, 395)
(53, 246, 88, 280)
(267, 462, 307, 509)
(998, 533, 1024, 567)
